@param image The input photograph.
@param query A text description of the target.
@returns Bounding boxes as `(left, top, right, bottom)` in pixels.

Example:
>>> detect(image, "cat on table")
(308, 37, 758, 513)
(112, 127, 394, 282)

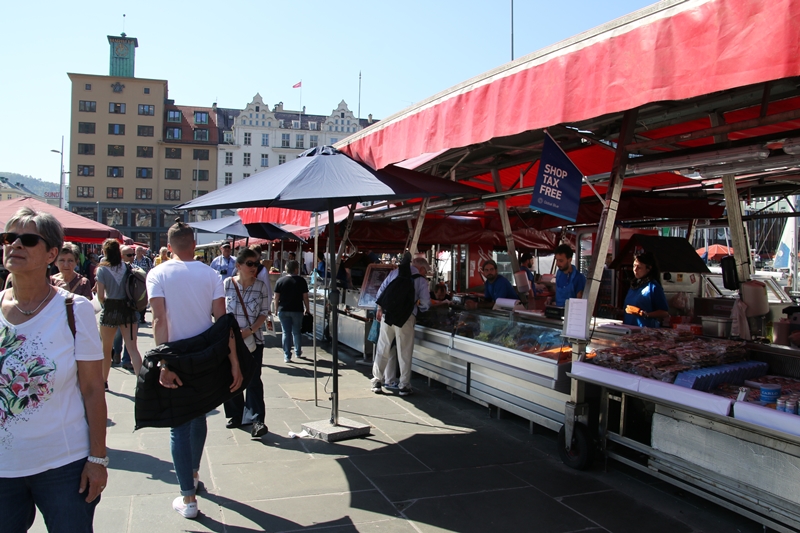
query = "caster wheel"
(558, 422, 593, 470)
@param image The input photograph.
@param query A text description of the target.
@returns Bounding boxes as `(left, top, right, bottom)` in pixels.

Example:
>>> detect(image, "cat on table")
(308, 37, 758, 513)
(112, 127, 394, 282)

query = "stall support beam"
(584, 108, 638, 317)
(408, 198, 429, 255)
(721, 174, 753, 281)
(491, 168, 525, 302)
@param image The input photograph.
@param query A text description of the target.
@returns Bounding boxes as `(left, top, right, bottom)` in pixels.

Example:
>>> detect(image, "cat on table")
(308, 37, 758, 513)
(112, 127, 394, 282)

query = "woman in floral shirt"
(0, 207, 106, 531)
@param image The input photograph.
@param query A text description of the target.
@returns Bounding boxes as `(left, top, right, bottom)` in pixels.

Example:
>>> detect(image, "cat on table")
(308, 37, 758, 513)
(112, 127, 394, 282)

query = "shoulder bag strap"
(65, 296, 76, 338)
(233, 280, 252, 328)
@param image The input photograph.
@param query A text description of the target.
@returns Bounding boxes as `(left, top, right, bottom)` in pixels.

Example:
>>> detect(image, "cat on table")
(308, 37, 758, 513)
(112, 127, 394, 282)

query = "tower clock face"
(114, 43, 128, 57)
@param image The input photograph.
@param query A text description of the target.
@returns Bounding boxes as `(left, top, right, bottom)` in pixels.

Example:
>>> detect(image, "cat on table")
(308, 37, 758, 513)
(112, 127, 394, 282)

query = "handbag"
(301, 312, 313, 334)
(367, 318, 380, 343)
(232, 280, 257, 353)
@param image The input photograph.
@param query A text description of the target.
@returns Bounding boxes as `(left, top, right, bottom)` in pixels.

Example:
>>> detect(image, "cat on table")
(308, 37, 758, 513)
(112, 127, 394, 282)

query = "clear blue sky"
(1, 0, 657, 184)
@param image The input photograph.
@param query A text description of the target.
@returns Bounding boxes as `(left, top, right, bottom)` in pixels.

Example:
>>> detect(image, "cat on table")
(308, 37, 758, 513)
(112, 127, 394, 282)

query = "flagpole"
(299, 80, 302, 131)
(358, 71, 362, 124)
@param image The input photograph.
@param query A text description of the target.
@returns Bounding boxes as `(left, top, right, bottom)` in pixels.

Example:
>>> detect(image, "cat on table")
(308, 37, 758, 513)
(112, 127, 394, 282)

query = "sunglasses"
(124, 253, 135, 257)
(0, 232, 50, 248)
(241, 260, 259, 267)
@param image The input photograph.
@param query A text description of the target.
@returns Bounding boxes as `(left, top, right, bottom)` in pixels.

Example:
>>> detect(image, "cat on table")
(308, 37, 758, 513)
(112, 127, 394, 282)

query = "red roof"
(0, 197, 124, 244)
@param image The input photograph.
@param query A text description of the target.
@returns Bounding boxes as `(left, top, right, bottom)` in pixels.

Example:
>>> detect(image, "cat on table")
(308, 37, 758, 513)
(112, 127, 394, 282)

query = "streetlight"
(50, 135, 65, 209)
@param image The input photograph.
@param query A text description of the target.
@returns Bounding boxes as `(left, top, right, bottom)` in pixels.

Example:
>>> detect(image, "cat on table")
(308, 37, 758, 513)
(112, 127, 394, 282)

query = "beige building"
(67, 35, 218, 248)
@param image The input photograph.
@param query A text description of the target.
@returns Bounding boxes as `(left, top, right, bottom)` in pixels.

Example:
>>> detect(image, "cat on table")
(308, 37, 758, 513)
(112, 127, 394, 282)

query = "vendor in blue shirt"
(623, 251, 670, 328)
(554, 244, 586, 307)
(465, 259, 518, 309)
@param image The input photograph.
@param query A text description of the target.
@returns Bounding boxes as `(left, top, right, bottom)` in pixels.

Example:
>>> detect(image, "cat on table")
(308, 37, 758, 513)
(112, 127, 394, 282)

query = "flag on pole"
(293, 81, 302, 88)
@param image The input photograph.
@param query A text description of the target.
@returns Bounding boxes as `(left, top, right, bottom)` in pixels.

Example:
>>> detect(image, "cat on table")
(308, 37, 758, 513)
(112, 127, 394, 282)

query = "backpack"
(376, 256, 422, 327)
(124, 263, 149, 313)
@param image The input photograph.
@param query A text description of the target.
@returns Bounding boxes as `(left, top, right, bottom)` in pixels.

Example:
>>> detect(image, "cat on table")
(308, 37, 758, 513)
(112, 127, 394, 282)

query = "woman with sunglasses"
(95, 239, 143, 387)
(51, 242, 94, 301)
(222, 248, 270, 438)
(0, 207, 107, 531)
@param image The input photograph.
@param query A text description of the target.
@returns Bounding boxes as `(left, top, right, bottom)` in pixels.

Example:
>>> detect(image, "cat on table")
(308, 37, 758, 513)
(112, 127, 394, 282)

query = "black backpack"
(376, 256, 421, 327)
(124, 263, 149, 313)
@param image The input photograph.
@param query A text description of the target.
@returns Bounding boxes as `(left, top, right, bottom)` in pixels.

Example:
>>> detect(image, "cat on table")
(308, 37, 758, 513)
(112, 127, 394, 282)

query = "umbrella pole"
(327, 205, 340, 425)
(313, 212, 319, 407)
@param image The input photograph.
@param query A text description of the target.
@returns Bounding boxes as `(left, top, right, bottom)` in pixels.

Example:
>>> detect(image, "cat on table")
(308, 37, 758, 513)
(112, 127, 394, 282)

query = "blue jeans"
(170, 416, 207, 497)
(0, 458, 99, 533)
(278, 311, 304, 359)
(224, 344, 265, 424)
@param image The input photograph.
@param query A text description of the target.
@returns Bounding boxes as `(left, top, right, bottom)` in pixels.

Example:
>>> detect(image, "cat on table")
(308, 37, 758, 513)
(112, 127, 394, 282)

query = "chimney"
(368, 114, 373, 124)
(212, 102, 217, 111)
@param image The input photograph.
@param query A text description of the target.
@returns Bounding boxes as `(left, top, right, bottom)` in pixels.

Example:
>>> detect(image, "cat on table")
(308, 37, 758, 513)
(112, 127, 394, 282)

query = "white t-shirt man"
(146, 260, 224, 342)
(0, 288, 103, 477)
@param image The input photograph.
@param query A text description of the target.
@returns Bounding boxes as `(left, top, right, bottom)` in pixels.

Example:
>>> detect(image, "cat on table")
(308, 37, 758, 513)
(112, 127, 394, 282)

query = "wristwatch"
(87, 455, 110, 468)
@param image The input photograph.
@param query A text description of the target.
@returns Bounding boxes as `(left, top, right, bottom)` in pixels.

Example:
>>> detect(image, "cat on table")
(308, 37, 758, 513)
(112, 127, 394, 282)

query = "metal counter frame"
(570, 372, 800, 533)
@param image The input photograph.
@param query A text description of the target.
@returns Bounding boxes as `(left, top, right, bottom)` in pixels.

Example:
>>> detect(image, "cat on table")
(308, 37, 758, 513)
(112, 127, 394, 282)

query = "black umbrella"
(176, 146, 485, 435)
(188, 215, 304, 242)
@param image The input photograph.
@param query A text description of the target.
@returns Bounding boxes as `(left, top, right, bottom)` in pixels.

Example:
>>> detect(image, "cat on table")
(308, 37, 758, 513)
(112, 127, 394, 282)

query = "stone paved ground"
(31, 320, 763, 532)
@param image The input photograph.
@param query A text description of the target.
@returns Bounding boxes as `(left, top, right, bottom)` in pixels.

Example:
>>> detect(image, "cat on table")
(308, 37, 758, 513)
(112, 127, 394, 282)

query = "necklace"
(12, 287, 52, 316)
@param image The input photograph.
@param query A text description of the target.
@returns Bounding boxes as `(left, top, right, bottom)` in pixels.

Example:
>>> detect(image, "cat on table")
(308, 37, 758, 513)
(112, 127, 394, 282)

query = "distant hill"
(0, 172, 59, 197)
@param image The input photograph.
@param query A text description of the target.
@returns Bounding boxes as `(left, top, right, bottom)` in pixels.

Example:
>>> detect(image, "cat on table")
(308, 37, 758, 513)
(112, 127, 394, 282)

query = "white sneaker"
(173, 496, 198, 519)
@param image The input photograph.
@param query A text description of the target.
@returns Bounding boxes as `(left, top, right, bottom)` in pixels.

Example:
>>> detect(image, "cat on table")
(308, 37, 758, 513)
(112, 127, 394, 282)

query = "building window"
(292, 120, 300, 129)
(193, 149, 209, 160)
(192, 169, 209, 181)
(137, 125, 154, 137)
(165, 147, 181, 159)
(260, 154, 268, 167)
(167, 110, 182, 122)
(108, 124, 125, 135)
(107, 187, 123, 199)
(278, 155, 286, 165)
(77, 143, 95, 155)
(136, 167, 153, 179)
(295, 134, 304, 149)
(261, 133, 269, 146)
(165, 169, 181, 180)
(137, 146, 153, 158)
(164, 189, 181, 201)
(166, 127, 181, 140)
(79, 100, 96, 112)
(224, 172, 232, 185)
(76, 186, 94, 198)
(194, 111, 209, 124)
(194, 129, 208, 141)
(243, 173, 250, 179)
(310, 135, 318, 148)
(309, 122, 317, 130)
(108, 145, 125, 157)
(192, 190, 208, 199)
(78, 122, 95, 134)
(341, 112, 345, 118)
(138, 104, 155, 116)
(136, 188, 153, 200)
(84, 83, 91, 90)
(109, 102, 126, 114)
(77, 165, 94, 176)
(107, 166, 124, 178)
(225, 152, 232, 165)
(281, 133, 290, 147)
(144, 87, 150, 94)
(224, 131, 233, 143)
(244, 132, 251, 145)
(243, 153, 251, 166)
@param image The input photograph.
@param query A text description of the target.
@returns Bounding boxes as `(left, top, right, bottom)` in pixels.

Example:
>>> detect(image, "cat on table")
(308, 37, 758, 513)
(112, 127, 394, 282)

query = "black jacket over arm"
(134, 313, 255, 429)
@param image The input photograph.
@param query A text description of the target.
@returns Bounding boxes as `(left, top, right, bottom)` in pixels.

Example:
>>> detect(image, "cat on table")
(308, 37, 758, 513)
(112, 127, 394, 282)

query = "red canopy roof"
(0, 197, 124, 244)
(340, 0, 800, 172)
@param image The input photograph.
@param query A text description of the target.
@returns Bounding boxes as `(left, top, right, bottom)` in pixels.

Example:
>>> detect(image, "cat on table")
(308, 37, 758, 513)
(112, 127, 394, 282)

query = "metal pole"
(327, 204, 340, 425)
(722, 173, 752, 282)
(59, 136, 65, 209)
(408, 198, 429, 255)
(510, 0, 514, 61)
(313, 212, 319, 406)
(491, 168, 524, 302)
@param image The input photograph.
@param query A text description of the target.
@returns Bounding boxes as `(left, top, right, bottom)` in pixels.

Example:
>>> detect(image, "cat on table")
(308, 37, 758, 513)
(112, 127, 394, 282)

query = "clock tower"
(107, 33, 138, 77)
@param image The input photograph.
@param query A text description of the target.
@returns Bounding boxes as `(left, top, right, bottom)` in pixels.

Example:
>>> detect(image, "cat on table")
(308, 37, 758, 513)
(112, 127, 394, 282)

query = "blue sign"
(530, 133, 582, 222)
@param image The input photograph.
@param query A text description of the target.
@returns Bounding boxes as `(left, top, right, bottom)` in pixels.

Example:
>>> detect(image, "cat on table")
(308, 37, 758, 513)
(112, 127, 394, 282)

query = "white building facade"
(215, 94, 375, 215)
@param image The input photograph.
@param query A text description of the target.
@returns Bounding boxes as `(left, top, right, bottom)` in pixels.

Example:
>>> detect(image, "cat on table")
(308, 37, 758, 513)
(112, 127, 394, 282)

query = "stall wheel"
(558, 422, 593, 470)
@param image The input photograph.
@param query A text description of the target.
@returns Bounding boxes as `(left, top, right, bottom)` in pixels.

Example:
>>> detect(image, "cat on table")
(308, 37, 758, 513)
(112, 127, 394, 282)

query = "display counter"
(568, 329, 800, 533)
(412, 307, 620, 432)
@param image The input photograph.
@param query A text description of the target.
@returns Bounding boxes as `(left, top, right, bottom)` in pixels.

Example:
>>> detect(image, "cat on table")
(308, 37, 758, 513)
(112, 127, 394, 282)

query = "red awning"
(0, 197, 124, 244)
(340, 0, 800, 172)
